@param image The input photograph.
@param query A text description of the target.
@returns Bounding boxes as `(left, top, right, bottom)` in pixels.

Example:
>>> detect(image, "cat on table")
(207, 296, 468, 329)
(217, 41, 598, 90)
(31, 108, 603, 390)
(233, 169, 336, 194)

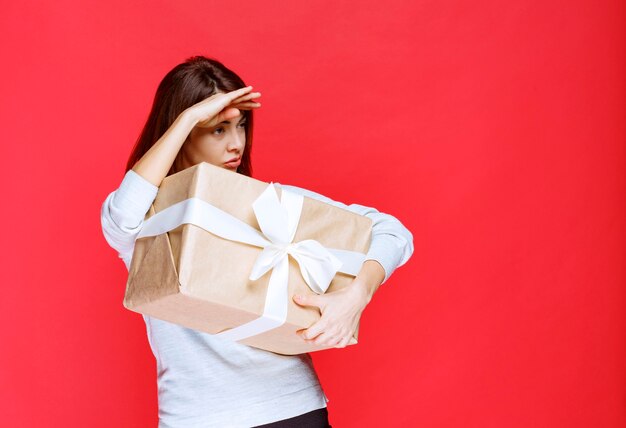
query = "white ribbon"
(135, 182, 366, 342)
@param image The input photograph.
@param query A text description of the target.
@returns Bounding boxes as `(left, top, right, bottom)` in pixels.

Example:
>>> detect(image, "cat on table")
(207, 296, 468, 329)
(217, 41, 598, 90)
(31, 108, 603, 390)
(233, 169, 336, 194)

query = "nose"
(227, 127, 245, 152)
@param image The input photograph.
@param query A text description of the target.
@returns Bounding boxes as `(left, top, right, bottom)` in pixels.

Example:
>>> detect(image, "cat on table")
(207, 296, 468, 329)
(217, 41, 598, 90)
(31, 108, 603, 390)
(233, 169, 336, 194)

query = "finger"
(232, 92, 261, 103)
(196, 107, 240, 128)
(330, 336, 343, 347)
(231, 101, 261, 110)
(293, 294, 323, 309)
(298, 320, 328, 340)
(221, 107, 241, 120)
(313, 331, 338, 346)
(299, 327, 321, 341)
(335, 336, 351, 348)
(211, 90, 259, 115)
(301, 330, 328, 344)
(226, 86, 254, 100)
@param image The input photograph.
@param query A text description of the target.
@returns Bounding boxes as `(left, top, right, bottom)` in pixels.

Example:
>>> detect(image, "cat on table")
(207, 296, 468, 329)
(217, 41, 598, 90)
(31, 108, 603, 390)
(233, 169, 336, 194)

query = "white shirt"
(100, 168, 414, 427)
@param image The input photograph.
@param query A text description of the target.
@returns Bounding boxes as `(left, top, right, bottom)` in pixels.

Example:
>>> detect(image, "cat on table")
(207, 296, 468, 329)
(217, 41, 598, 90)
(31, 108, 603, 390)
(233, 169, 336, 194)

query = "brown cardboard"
(124, 161, 372, 355)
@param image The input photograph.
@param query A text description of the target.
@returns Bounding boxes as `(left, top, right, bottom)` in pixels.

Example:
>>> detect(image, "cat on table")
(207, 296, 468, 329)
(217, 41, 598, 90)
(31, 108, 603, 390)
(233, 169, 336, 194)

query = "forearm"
(351, 259, 386, 304)
(131, 109, 199, 187)
(279, 184, 414, 291)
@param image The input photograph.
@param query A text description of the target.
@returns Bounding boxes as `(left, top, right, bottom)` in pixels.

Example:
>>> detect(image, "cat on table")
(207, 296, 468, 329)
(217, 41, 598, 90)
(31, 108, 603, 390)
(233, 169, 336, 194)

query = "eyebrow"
(219, 115, 248, 125)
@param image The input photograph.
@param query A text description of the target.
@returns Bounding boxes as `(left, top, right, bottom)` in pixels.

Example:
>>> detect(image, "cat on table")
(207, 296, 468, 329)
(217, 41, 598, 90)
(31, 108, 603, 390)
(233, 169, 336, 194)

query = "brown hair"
(125, 55, 254, 177)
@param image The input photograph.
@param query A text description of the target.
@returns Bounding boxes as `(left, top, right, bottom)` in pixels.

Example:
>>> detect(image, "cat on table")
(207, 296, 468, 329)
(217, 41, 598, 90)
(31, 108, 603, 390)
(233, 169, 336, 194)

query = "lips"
(224, 157, 241, 168)
(226, 156, 241, 163)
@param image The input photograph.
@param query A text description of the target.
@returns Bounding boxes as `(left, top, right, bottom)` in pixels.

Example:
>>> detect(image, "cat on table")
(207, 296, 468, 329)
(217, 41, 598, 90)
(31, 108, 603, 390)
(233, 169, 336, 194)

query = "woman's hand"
(293, 279, 372, 348)
(186, 85, 262, 129)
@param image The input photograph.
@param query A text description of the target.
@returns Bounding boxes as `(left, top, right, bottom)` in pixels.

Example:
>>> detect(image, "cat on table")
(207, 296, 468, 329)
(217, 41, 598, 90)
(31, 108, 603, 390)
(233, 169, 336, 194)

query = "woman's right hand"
(186, 86, 262, 129)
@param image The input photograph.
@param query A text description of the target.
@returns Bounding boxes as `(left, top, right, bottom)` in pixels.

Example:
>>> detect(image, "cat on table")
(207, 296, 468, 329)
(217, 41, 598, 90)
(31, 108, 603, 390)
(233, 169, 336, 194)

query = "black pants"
(252, 407, 332, 427)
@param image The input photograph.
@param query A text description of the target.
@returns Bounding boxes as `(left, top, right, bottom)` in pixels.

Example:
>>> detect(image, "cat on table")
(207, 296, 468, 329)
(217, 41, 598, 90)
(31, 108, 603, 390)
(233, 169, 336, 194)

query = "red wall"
(1, 1, 624, 426)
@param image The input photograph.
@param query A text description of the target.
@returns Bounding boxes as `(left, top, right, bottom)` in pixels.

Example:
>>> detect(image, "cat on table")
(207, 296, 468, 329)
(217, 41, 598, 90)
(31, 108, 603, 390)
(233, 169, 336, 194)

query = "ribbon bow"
(249, 183, 344, 294)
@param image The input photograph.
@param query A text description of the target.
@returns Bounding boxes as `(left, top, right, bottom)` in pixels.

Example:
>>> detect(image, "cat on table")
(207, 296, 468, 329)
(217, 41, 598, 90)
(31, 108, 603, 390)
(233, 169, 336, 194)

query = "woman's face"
(179, 110, 247, 172)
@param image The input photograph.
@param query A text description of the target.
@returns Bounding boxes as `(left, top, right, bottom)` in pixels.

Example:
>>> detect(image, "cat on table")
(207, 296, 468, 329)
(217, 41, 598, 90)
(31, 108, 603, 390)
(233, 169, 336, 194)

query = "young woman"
(100, 55, 414, 427)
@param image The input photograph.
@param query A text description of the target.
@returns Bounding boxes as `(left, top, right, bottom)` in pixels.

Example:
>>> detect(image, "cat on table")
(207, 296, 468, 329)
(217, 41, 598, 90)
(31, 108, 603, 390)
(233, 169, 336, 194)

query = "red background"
(1, 1, 624, 427)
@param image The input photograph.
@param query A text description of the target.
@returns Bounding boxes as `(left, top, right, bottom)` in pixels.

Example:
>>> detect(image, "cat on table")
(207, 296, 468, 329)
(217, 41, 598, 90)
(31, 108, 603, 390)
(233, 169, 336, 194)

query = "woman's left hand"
(293, 279, 371, 348)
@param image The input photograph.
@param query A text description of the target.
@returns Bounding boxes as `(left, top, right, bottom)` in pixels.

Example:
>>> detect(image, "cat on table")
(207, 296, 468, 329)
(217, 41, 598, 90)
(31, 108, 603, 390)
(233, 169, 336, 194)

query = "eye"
(212, 127, 224, 135)
(238, 121, 247, 129)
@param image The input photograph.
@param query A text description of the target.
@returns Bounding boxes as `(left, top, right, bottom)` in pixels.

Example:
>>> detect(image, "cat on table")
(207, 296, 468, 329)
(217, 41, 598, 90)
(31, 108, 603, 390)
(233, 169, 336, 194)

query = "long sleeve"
(279, 183, 414, 285)
(100, 169, 160, 269)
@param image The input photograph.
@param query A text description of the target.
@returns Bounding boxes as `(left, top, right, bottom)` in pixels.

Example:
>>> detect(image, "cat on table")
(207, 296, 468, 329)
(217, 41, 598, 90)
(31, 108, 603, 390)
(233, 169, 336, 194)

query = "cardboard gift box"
(124, 161, 373, 355)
